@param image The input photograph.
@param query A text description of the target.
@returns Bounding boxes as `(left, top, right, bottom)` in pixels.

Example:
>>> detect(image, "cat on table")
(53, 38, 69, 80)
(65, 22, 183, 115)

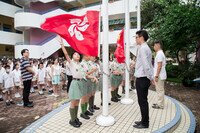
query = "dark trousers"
(66, 75, 73, 93)
(136, 77, 151, 125)
(23, 80, 32, 104)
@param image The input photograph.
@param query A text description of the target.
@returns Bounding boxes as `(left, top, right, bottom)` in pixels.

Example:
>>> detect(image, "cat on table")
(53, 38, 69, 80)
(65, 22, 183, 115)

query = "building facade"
(1, 0, 138, 59)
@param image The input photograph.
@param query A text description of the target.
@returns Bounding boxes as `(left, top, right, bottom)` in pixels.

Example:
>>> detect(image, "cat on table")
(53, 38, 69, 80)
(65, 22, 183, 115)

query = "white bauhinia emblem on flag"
(68, 16, 90, 41)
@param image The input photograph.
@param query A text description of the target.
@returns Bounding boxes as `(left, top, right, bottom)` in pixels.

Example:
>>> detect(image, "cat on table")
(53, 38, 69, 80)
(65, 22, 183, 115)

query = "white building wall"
(0, 1, 21, 18)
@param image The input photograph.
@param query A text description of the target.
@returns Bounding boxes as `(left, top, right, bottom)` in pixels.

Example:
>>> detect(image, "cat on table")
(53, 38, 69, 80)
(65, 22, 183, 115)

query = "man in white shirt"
(133, 30, 154, 129)
(152, 41, 167, 109)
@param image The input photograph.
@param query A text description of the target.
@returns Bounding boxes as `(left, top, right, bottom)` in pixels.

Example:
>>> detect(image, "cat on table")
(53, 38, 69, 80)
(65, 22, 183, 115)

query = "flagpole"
(121, 0, 134, 105)
(96, 0, 115, 126)
(137, 0, 141, 30)
(98, 7, 101, 58)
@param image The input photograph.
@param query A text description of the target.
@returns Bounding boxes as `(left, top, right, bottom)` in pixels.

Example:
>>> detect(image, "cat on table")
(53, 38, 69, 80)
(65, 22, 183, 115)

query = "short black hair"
(154, 40, 163, 48)
(136, 30, 149, 42)
(5, 65, 10, 69)
(21, 49, 29, 56)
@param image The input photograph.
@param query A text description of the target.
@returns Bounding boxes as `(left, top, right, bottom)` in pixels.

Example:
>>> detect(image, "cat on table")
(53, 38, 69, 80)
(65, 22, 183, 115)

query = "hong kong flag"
(114, 29, 125, 63)
(41, 11, 99, 56)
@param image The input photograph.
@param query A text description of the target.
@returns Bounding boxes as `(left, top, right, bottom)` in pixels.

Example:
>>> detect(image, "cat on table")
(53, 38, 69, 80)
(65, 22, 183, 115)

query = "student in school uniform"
(51, 58, 61, 97)
(46, 61, 53, 94)
(0, 62, 5, 101)
(31, 60, 38, 93)
(88, 56, 100, 113)
(2, 65, 15, 106)
(79, 55, 93, 119)
(12, 63, 22, 98)
(37, 62, 46, 95)
(59, 37, 83, 128)
(110, 58, 124, 102)
(66, 61, 73, 94)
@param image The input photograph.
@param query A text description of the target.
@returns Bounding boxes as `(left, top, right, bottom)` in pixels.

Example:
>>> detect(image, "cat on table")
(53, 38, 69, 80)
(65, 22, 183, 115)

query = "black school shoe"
(116, 94, 121, 98)
(135, 121, 142, 125)
(89, 107, 95, 113)
(6, 101, 10, 106)
(133, 124, 149, 129)
(80, 113, 90, 119)
(111, 97, 120, 102)
(69, 120, 80, 128)
(85, 110, 93, 116)
(0, 98, 3, 101)
(24, 103, 34, 108)
(93, 105, 100, 110)
(10, 100, 15, 104)
(75, 118, 82, 125)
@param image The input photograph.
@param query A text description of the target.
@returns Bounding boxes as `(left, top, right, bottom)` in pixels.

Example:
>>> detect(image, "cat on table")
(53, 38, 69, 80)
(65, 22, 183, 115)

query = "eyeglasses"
(135, 36, 141, 39)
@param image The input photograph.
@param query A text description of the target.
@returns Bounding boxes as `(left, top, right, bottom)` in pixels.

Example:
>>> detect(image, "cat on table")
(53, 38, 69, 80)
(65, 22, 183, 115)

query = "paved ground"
(23, 90, 176, 133)
(0, 82, 199, 133)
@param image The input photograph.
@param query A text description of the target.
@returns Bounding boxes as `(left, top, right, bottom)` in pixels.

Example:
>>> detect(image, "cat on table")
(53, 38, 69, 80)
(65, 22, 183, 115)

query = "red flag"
(41, 11, 99, 56)
(114, 29, 125, 63)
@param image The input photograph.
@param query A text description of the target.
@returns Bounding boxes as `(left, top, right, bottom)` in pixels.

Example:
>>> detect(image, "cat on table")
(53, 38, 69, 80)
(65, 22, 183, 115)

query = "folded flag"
(114, 29, 125, 63)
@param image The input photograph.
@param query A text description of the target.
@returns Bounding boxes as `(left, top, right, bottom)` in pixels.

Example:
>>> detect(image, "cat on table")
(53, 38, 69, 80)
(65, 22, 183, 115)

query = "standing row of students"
(58, 36, 136, 128)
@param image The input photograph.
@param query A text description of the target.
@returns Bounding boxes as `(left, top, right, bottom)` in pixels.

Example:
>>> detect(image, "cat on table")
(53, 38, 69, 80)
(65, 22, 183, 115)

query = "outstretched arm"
(58, 36, 71, 63)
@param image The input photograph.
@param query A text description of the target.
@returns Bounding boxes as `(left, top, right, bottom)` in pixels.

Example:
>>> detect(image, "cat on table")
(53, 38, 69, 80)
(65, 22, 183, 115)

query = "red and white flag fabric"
(114, 29, 125, 63)
(41, 11, 99, 56)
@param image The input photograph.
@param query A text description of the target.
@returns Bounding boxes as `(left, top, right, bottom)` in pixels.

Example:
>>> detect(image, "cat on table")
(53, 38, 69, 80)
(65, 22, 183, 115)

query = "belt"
(113, 74, 121, 76)
(73, 78, 82, 81)
(136, 77, 148, 79)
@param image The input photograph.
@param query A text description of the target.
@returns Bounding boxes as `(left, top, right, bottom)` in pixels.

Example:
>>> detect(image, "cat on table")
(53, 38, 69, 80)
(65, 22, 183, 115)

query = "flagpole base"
(96, 115, 115, 127)
(121, 98, 134, 105)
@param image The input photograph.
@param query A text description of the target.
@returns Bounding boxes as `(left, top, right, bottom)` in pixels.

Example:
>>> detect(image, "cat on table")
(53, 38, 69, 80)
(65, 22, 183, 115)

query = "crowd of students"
(0, 55, 135, 106)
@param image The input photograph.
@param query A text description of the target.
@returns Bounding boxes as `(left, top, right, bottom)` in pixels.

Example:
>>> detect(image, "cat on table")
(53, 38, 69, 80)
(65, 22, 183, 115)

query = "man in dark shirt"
(20, 49, 35, 107)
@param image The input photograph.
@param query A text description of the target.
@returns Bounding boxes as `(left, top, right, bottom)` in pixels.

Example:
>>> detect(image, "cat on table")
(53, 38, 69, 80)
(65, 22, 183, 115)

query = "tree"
(142, 0, 200, 63)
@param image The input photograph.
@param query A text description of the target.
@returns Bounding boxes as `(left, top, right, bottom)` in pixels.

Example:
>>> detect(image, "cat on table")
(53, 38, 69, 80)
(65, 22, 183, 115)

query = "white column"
(121, 0, 134, 105)
(137, 0, 141, 30)
(96, 0, 115, 126)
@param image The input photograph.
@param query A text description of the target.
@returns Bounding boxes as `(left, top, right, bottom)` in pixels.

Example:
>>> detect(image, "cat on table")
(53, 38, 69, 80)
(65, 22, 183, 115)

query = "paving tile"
(21, 89, 192, 133)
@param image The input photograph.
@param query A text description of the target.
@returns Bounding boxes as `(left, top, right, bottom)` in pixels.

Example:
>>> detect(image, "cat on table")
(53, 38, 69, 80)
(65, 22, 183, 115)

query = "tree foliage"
(141, 0, 200, 62)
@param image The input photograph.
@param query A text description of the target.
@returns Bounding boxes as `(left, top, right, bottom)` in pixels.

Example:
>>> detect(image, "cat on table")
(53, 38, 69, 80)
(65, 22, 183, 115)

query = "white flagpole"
(137, 0, 141, 30)
(98, 7, 101, 57)
(96, 0, 115, 126)
(121, 0, 134, 105)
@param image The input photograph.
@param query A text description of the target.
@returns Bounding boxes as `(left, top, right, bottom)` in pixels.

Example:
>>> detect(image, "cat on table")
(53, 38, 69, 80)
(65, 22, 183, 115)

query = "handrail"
(15, 34, 56, 46)
(34, 34, 57, 46)
(15, 7, 68, 15)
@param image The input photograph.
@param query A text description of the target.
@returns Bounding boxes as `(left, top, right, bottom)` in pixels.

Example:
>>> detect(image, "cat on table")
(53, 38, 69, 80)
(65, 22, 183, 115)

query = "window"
(0, 0, 13, 4)
(3, 24, 12, 32)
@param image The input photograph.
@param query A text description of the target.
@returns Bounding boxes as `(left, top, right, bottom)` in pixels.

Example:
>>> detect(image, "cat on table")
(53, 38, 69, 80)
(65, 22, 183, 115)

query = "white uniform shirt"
(46, 66, 52, 79)
(52, 65, 61, 76)
(154, 50, 167, 80)
(0, 67, 5, 83)
(69, 60, 84, 79)
(12, 69, 21, 83)
(134, 43, 154, 80)
(3, 72, 14, 89)
(66, 62, 72, 76)
(38, 68, 46, 82)
(110, 60, 124, 74)
(33, 65, 38, 77)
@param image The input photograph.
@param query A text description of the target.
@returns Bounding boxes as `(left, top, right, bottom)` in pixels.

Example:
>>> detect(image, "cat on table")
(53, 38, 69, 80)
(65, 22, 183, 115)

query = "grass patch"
(166, 77, 182, 83)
